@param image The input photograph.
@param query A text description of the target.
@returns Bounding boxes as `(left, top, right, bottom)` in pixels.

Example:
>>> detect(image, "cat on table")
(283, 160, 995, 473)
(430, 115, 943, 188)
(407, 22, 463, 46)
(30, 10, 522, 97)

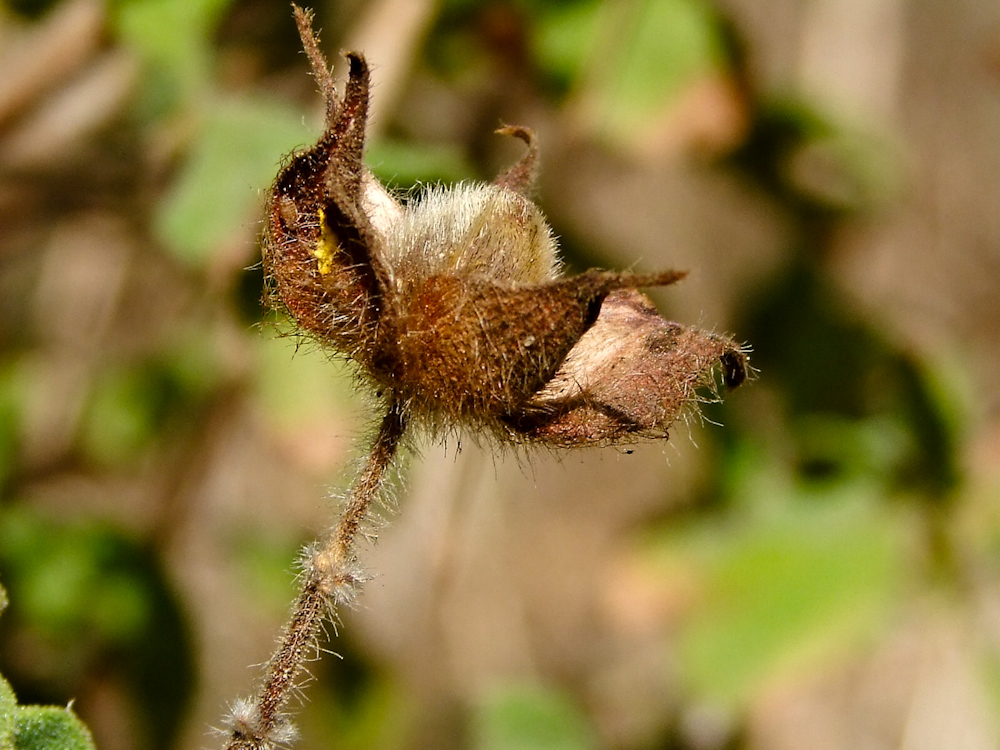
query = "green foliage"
(0, 585, 96, 750)
(112, 0, 313, 266)
(0, 364, 22, 494)
(741, 252, 963, 499)
(473, 683, 597, 750)
(366, 140, 475, 191)
(530, 0, 605, 91)
(303, 648, 410, 750)
(253, 336, 358, 431)
(2, 0, 991, 747)
(156, 96, 312, 265)
(0, 513, 193, 750)
(532, 0, 725, 141)
(112, 0, 236, 108)
(79, 342, 220, 468)
(6, 706, 95, 750)
(651, 491, 905, 706)
(0, 510, 148, 641)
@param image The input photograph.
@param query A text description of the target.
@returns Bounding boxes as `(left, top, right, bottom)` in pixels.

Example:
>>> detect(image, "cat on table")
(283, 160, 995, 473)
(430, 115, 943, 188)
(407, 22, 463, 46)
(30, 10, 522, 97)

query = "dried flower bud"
(262, 6, 749, 447)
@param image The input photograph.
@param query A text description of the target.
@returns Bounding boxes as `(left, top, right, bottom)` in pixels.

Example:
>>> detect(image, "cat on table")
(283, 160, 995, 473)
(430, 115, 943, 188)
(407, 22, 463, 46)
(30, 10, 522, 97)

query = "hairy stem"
(292, 4, 337, 127)
(223, 398, 409, 749)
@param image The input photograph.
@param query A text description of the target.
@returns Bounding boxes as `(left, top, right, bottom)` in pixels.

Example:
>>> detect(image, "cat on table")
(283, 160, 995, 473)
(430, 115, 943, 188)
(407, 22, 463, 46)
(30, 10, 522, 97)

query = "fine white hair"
(376, 182, 561, 288)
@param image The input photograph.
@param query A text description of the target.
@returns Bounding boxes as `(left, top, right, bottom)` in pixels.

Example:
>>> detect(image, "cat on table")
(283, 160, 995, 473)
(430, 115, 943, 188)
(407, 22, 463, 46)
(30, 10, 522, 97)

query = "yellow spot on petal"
(313, 207, 336, 275)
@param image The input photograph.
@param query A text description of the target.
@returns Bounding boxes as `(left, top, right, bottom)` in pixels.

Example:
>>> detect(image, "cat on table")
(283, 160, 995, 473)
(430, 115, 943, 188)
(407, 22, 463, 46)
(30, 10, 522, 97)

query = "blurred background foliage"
(1, 0, 999, 749)
(0, 581, 95, 750)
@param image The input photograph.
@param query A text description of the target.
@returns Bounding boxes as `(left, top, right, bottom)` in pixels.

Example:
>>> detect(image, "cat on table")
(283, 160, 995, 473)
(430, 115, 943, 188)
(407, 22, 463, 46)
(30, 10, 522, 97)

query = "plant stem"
(223, 398, 408, 749)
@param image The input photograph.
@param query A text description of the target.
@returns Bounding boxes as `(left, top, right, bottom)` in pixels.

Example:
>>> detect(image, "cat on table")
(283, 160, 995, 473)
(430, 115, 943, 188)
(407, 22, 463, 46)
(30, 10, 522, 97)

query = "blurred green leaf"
(648, 493, 905, 707)
(305, 650, 409, 750)
(888, 352, 966, 497)
(332, 680, 408, 750)
(532, 0, 605, 92)
(534, 0, 724, 142)
(0, 510, 193, 750)
(79, 340, 221, 468)
(0, 510, 95, 637)
(792, 414, 911, 485)
(229, 526, 302, 618)
(113, 0, 235, 106)
(0, 361, 29, 492)
(0, 509, 154, 642)
(156, 96, 311, 265)
(784, 128, 903, 211)
(0, 583, 96, 750)
(982, 648, 1000, 730)
(88, 573, 152, 643)
(605, 0, 723, 114)
(254, 335, 358, 429)
(473, 683, 597, 750)
(367, 139, 475, 190)
(742, 257, 965, 497)
(80, 367, 162, 468)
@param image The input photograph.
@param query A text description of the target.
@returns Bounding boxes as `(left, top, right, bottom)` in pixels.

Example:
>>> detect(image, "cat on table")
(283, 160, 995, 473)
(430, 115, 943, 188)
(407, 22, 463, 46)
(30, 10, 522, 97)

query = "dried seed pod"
(514, 289, 744, 446)
(262, 6, 749, 446)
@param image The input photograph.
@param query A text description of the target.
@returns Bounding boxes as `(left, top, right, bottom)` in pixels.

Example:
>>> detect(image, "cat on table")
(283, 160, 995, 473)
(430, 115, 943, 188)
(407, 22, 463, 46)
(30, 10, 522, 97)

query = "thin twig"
(222, 398, 409, 749)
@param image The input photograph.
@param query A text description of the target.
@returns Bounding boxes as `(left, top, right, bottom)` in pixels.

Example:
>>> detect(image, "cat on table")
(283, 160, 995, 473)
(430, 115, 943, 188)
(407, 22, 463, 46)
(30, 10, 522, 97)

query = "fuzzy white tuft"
(377, 182, 560, 287)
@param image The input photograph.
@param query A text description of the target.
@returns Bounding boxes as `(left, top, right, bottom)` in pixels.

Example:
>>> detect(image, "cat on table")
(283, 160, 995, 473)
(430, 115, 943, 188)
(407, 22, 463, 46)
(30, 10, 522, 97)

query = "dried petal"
(510, 289, 749, 446)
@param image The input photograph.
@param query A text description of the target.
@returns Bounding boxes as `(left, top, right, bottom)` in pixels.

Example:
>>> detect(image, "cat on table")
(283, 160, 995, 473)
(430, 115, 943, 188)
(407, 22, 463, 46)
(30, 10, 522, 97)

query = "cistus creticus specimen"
(262, 7, 749, 448)
(222, 7, 752, 749)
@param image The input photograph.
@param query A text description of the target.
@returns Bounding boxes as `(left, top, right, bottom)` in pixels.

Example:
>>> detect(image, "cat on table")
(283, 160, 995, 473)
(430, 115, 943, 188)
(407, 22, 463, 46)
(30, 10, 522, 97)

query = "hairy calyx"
(263, 13, 748, 446)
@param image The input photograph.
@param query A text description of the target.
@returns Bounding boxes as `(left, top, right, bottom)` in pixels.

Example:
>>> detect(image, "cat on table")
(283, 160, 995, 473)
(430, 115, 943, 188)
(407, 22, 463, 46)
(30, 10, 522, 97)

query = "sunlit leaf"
(0, 671, 14, 747)
(473, 683, 597, 750)
(646, 493, 906, 707)
(11, 706, 95, 750)
(534, 0, 725, 142)
(113, 0, 235, 105)
(156, 96, 311, 265)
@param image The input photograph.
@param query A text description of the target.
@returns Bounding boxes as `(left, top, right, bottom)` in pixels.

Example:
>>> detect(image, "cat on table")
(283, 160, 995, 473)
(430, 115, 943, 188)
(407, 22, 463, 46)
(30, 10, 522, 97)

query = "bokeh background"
(2, 0, 1000, 748)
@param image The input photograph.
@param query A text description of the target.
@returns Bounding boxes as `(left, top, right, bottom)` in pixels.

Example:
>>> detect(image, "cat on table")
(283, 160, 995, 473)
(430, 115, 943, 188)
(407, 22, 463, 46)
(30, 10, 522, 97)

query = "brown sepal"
(510, 289, 749, 446)
(262, 48, 385, 355)
(377, 270, 687, 426)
